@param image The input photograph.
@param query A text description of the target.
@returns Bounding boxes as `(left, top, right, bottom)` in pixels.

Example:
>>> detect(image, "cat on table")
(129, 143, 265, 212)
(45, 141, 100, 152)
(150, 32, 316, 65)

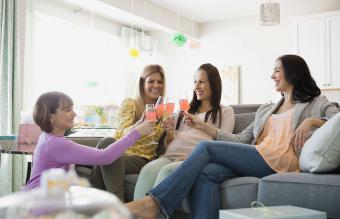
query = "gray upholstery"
(258, 173, 340, 219)
(124, 174, 139, 202)
(233, 112, 255, 134)
(230, 104, 261, 114)
(220, 177, 259, 209)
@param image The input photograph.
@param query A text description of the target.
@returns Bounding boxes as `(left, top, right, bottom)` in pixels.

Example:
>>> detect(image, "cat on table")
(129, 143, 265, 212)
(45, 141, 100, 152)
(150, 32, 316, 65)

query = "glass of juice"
(154, 96, 166, 119)
(145, 104, 158, 144)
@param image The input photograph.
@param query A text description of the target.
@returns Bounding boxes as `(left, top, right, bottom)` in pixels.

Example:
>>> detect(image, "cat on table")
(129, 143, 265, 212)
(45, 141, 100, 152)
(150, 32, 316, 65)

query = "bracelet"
(320, 117, 329, 122)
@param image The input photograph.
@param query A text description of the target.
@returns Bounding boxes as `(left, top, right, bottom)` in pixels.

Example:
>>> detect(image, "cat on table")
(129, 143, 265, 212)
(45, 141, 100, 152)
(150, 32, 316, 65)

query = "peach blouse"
(255, 108, 300, 172)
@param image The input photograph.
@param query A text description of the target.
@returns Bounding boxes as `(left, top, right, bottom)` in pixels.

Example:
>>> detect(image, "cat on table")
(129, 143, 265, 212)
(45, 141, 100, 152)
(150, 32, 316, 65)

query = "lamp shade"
(260, 2, 280, 26)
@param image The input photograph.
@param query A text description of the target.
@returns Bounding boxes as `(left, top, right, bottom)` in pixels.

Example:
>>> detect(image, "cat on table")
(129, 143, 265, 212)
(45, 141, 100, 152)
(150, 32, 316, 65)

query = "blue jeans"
(148, 141, 275, 219)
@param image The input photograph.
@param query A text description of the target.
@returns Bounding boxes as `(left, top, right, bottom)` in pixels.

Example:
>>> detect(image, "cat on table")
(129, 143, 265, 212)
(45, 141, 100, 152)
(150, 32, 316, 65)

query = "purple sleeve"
(46, 130, 141, 165)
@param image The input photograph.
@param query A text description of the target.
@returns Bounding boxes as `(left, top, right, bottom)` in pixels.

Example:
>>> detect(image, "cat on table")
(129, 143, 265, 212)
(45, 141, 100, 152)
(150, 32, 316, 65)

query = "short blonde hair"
(134, 64, 166, 120)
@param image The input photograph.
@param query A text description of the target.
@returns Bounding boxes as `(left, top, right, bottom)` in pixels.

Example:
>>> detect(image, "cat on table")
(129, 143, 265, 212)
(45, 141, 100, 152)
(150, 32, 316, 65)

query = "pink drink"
(179, 99, 190, 112)
(146, 111, 157, 121)
(166, 103, 175, 114)
(155, 104, 164, 118)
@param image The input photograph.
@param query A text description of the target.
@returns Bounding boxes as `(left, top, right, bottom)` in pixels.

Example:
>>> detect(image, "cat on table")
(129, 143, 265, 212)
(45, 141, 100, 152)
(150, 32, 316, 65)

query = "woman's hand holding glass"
(162, 115, 176, 131)
(161, 97, 175, 129)
(135, 119, 157, 137)
(145, 104, 159, 144)
(183, 112, 205, 131)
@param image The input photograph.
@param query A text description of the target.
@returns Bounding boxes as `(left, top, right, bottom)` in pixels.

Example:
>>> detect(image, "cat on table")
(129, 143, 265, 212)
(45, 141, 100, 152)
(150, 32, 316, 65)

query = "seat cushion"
(220, 177, 259, 209)
(124, 174, 139, 202)
(258, 173, 340, 219)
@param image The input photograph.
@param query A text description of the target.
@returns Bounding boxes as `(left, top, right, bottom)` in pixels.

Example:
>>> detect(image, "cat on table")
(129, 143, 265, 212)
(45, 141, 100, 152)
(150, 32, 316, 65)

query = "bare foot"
(126, 196, 160, 219)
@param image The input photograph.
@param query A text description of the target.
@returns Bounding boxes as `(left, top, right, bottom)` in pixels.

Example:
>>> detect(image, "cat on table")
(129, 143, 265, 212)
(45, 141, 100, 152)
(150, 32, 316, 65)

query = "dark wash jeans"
(149, 141, 275, 219)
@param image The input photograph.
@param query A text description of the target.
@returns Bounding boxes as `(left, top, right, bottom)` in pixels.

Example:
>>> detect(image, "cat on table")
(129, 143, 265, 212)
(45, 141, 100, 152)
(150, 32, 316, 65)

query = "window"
(25, 0, 165, 109)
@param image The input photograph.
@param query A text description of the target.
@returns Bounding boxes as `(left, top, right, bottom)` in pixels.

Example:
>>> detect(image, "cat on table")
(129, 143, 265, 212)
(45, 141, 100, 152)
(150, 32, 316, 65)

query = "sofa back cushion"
(230, 104, 261, 114)
(299, 112, 340, 173)
(233, 112, 256, 134)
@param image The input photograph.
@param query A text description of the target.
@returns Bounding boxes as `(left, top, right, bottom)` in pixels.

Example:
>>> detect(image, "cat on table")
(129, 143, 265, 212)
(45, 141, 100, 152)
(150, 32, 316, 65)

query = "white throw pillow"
(299, 113, 340, 173)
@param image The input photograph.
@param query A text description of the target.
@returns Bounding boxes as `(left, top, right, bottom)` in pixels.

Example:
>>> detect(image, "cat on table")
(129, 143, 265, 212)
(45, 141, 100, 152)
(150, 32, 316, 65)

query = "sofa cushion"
(220, 177, 259, 209)
(124, 174, 139, 202)
(230, 104, 261, 114)
(233, 113, 255, 134)
(299, 112, 340, 173)
(258, 173, 340, 219)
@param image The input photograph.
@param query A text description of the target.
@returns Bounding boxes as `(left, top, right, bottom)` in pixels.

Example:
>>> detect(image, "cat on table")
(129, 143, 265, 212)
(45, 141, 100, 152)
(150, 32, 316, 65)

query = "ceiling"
(148, 0, 259, 23)
(147, 0, 338, 23)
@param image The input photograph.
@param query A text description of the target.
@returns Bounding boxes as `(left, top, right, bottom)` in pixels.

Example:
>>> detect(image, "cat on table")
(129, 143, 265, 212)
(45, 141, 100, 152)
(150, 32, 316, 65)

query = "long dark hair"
(176, 63, 222, 129)
(277, 54, 320, 103)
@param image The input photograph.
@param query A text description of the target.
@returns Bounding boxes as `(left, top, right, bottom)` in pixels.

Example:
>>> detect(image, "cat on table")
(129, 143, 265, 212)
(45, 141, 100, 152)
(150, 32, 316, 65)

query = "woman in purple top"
(24, 91, 156, 190)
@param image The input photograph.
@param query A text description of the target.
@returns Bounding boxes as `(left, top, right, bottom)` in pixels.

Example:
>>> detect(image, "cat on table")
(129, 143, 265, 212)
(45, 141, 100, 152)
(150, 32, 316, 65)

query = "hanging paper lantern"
(129, 47, 140, 58)
(187, 39, 200, 50)
(84, 81, 98, 88)
(171, 32, 187, 47)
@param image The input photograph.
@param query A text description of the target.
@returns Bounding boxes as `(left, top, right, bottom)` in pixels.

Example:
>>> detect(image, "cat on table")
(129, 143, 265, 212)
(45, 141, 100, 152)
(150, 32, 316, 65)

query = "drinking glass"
(146, 104, 157, 121)
(145, 104, 158, 145)
(154, 96, 166, 120)
(179, 99, 190, 113)
(164, 97, 175, 130)
(178, 93, 192, 130)
(165, 97, 175, 116)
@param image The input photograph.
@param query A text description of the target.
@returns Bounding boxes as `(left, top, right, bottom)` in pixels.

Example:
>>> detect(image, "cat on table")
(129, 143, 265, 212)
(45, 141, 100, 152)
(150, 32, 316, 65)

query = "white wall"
(157, 3, 340, 104)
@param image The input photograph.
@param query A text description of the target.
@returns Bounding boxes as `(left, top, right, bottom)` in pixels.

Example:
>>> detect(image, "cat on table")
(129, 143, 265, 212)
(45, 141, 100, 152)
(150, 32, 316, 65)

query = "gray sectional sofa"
(73, 103, 340, 219)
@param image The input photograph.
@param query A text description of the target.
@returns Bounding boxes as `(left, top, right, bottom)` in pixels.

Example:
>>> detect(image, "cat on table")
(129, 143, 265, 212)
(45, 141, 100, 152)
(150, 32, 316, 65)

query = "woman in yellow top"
(93, 64, 166, 201)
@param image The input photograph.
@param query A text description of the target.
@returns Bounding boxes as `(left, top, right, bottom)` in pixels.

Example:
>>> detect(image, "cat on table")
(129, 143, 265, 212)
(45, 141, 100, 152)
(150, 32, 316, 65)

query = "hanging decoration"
(187, 39, 200, 49)
(172, 0, 187, 47)
(128, 0, 140, 58)
(260, 1, 280, 26)
(187, 7, 200, 50)
(172, 32, 187, 47)
(140, 0, 156, 55)
(129, 47, 140, 58)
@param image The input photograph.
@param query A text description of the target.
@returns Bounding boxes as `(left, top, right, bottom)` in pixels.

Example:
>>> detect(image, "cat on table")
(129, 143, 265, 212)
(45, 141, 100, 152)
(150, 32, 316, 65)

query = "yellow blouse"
(113, 98, 163, 160)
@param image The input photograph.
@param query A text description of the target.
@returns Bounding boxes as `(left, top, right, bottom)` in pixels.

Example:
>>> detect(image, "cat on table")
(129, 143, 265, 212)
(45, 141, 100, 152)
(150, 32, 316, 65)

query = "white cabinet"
(296, 11, 340, 90)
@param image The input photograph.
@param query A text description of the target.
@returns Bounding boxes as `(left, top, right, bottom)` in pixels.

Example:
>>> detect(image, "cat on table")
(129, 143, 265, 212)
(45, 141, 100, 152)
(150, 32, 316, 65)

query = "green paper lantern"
(84, 81, 98, 88)
(171, 32, 187, 47)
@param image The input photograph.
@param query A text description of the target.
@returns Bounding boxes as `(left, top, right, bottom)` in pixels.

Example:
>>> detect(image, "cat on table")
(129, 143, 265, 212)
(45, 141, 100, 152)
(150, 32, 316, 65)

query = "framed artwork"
(220, 65, 240, 105)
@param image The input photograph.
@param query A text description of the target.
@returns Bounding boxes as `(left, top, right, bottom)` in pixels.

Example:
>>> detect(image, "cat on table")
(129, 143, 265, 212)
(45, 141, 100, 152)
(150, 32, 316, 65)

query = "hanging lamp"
(260, 1, 280, 26)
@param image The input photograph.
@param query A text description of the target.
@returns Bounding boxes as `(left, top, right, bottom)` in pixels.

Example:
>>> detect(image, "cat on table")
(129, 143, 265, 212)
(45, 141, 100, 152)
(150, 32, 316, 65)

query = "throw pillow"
(299, 112, 340, 173)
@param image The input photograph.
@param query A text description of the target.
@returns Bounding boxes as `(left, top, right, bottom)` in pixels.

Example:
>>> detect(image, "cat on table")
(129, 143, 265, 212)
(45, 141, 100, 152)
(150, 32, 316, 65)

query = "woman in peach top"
(127, 55, 339, 219)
